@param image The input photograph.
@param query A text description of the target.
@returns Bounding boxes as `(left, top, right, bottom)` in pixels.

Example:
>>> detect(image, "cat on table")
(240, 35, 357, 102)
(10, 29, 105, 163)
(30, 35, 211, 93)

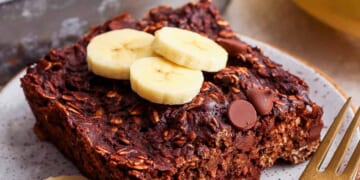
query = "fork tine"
(304, 98, 351, 171)
(327, 107, 360, 173)
(342, 140, 360, 179)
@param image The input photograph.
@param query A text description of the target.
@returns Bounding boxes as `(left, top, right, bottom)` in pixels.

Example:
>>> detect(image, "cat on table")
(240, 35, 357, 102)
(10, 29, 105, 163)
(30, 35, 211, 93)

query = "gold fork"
(300, 98, 360, 180)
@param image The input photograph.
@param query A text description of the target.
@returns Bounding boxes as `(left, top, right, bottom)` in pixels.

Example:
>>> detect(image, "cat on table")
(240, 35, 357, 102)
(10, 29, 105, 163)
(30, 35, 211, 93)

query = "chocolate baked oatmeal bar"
(21, 0, 323, 179)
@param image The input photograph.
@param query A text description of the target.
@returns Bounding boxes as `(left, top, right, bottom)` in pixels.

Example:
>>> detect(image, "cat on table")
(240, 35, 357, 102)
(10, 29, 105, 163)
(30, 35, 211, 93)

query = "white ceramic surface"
(0, 36, 357, 180)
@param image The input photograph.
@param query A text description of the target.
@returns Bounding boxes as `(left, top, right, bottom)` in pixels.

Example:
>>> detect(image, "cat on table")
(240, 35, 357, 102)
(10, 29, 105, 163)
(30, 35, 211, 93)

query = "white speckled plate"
(0, 36, 358, 180)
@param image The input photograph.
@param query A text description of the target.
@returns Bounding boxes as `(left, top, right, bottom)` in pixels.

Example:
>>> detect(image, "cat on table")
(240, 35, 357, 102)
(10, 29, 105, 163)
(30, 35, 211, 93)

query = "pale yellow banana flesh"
(130, 57, 204, 105)
(86, 29, 154, 80)
(152, 27, 228, 72)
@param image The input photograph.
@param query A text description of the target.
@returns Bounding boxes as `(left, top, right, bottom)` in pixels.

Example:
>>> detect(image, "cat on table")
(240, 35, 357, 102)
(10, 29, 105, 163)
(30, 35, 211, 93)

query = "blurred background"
(0, 0, 359, 105)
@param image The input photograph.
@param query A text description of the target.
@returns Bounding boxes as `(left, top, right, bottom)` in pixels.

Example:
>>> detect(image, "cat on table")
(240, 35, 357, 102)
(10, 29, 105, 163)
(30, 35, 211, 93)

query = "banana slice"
(87, 29, 154, 80)
(152, 27, 228, 72)
(130, 57, 204, 105)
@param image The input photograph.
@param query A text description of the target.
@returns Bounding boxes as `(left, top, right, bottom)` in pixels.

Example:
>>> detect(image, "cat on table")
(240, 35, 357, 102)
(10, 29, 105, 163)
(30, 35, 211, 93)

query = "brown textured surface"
(21, 1, 323, 179)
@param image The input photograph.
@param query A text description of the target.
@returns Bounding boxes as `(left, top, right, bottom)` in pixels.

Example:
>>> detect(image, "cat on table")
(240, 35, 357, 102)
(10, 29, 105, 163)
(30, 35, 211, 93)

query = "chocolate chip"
(228, 100, 257, 130)
(235, 132, 255, 152)
(308, 122, 323, 141)
(261, 116, 275, 133)
(216, 38, 248, 56)
(246, 88, 274, 115)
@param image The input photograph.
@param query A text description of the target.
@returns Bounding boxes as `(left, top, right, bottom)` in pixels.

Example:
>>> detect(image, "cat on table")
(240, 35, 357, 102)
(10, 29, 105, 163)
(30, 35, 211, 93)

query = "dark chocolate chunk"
(235, 132, 256, 152)
(228, 99, 257, 130)
(308, 122, 323, 141)
(108, 14, 137, 30)
(216, 38, 248, 56)
(246, 88, 274, 115)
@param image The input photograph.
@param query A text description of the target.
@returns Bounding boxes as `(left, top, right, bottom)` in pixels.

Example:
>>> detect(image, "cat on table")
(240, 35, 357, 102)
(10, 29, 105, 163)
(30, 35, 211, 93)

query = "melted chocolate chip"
(216, 38, 248, 56)
(308, 122, 324, 141)
(246, 88, 274, 115)
(235, 132, 256, 152)
(228, 100, 257, 130)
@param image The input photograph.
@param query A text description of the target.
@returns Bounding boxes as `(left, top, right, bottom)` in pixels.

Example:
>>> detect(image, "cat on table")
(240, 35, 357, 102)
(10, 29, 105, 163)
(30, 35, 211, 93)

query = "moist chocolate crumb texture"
(21, 0, 323, 179)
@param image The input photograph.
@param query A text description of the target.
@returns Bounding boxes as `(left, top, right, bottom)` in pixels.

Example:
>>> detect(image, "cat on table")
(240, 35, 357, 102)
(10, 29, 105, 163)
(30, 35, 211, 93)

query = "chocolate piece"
(216, 38, 248, 56)
(20, 0, 324, 179)
(308, 122, 324, 141)
(228, 100, 257, 130)
(246, 87, 274, 115)
(108, 14, 137, 30)
(235, 132, 256, 152)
